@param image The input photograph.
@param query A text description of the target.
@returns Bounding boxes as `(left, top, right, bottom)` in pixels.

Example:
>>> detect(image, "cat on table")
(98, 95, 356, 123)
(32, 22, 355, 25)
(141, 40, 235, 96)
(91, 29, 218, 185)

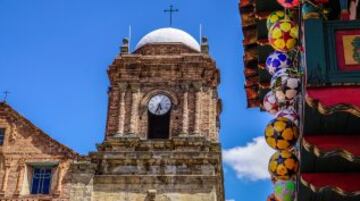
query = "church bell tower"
(72, 27, 224, 201)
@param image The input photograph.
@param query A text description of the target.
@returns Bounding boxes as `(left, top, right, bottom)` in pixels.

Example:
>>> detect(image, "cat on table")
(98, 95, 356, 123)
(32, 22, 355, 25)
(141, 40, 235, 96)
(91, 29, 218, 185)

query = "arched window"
(148, 110, 170, 139)
(147, 94, 172, 139)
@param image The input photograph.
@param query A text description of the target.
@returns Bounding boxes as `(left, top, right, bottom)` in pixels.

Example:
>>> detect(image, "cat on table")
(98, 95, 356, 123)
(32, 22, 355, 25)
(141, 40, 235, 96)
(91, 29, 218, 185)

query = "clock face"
(148, 94, 172, 115)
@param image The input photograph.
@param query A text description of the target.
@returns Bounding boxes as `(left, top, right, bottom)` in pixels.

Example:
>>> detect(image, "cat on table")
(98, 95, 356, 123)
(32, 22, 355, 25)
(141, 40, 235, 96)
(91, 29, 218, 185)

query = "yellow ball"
(265, 117, 299, 150)
(268, 20, 299, 52)
(267, 11, 287, 30)
(268, 150, 299, 180)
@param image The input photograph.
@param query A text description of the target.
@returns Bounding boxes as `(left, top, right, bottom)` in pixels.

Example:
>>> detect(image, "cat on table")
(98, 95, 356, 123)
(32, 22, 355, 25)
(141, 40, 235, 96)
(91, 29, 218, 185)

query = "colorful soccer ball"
(267, 11, 293, 30)
(263, 91, 279, 115)
(271, 69, 301, 103)
(265, 117, 299, 150)
(270, 68, 300, 87)
(268, 150, 299, 180)
(268, 20, 299, 52)
(266, 51, 292, 75)
(267, 193, 279, 201)
(274, 180, 296, 201)
(277, 0, 300, 9)
(276, 108, 299, 126)
(271, 68, 291, 80)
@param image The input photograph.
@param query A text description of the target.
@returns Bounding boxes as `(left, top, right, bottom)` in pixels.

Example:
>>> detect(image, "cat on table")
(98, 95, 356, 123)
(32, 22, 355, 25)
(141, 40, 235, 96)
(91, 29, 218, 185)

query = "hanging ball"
(276, 0, 300, 9)
(267, 193, 279, 201)
(270, 68, 299, 87)
(276, 107, 299, 126)
(263, 91, 279, 115)
(267, 11, 293, 30)
(271, 68, 292, 80)
(271, 69, 301, 103)
(265, 117, 299, 150)
(274, 180, 296, 201)
(268, 20, 299, 52)
(266, 51, 292, 75)
(268, 150, 299, 180)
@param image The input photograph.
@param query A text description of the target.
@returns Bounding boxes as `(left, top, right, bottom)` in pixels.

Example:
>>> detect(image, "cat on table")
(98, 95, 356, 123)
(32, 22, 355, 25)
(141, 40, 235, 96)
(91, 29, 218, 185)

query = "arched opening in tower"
(148, 111, 170, 139)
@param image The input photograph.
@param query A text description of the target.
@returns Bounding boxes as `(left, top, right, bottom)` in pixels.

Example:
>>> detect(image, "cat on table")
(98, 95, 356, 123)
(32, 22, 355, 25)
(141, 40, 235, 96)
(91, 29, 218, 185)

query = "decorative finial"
(201, 36, 209, 54)
(164, 5, 179, 26)
(202, 36, 208, 44)
(121, 37, 129, 54)
(122, 38, 129, 45)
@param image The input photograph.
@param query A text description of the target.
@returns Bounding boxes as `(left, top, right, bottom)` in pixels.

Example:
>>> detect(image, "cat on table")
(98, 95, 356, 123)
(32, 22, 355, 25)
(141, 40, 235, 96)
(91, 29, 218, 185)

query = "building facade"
(0, 27, 225, 201)
(0, 102, 79, 200)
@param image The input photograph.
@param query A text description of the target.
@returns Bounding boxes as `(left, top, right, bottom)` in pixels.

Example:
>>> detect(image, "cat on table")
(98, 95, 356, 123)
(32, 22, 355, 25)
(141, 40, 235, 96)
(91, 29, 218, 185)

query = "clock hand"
(156, 104, 161, 114)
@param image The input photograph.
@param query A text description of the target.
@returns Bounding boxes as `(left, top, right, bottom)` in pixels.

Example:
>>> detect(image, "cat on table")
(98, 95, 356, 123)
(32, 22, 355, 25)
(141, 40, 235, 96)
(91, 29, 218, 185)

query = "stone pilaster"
(54, 162, 66, 195)
(208, 89, 217, 141)
(181, 83, 190, 135)
(116, 83, 128, 136)
(0, 160, 11, 196)
(14, 159, 25, 196)
(193, 83, 202, 135)
(129, 84, 141, 136)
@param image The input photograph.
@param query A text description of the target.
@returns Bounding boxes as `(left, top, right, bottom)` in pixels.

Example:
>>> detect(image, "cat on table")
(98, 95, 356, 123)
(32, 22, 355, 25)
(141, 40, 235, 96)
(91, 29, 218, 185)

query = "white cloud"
(223, 136, 275, 181)
(226, 199, 235, 201)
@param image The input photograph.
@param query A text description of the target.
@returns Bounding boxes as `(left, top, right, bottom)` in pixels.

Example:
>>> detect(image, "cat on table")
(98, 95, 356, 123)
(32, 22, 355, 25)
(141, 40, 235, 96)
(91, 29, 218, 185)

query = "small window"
(31, 167, 52, 194)
(0, 128, 4, 145)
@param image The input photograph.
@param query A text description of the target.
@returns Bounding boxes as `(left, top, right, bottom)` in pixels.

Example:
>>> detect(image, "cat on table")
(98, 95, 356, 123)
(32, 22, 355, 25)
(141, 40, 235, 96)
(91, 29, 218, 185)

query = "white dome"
(135, 27, 200, 52)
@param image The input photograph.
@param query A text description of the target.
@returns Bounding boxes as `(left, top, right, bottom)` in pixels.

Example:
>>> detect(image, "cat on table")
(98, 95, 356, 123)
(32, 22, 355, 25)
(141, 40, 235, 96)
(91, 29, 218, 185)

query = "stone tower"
(70, 27, 224, 201)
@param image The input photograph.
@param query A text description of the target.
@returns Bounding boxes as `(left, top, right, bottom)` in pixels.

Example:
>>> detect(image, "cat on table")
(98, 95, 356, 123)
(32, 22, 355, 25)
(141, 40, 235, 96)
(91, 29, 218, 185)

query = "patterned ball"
(274, 180, 296, 201)
(267, 193, 279, 201)
(276, 108, 299, 126)
(270, 68, 300, 87)
(263, 91, 279, 115)
(271, 69, 301, 103)
(266, 51, 291, 75)
(268, 150, 299, 180)
(268, 20, 299, 52)
(265, 117, 299, 150)
(271, 68, 291, 81)
(267, 11, 285, 30)
(267, 11, 294, 30)
(277, 0, 300, 9)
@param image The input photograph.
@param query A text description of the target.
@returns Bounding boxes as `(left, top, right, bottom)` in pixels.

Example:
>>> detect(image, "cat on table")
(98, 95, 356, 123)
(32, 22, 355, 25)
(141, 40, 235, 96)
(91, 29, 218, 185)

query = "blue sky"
(0, 1, 274, 200)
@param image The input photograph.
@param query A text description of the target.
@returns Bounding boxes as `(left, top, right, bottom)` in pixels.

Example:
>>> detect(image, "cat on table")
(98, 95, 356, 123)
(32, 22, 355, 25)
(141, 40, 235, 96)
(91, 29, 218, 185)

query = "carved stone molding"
(192, 81, 203, 92)
(180, 82, 191, 92)
(129, 83, 141, 92)
(118, 82, 128, 91)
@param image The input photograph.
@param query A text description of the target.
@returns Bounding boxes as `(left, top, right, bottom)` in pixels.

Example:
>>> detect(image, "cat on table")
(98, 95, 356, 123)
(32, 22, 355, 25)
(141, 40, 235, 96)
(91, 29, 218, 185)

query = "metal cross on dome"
(164, 5, 179, 26)
(2, 91, 10, 102)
